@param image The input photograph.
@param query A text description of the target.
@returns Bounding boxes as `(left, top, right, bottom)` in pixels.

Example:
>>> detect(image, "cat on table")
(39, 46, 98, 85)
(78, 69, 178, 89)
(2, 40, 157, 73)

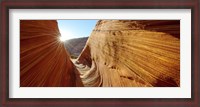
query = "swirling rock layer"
(20, 20, 180, 87)
(20, 20, 83, 87)
(76, 20, 180, 87)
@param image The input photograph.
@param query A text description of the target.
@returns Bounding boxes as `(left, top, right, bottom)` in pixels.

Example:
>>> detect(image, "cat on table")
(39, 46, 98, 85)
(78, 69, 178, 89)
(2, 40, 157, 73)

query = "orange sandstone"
(76, 20, 180, 87)
(20, 20, 83, 87)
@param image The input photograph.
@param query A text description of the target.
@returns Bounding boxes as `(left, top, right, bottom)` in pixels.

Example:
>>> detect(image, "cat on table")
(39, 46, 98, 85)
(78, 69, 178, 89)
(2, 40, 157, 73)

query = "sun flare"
(59, 30, 73, 42)
(59, 36, 67, 42)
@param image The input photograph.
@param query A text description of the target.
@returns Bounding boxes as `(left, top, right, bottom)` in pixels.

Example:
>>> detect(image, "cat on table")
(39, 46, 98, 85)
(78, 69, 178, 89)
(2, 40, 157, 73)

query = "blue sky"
(57, 20, 98, 41)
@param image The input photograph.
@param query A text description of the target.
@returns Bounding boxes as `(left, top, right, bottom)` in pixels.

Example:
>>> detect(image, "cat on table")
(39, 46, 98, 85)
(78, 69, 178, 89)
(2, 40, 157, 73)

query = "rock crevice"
(20, 20, 180, 87)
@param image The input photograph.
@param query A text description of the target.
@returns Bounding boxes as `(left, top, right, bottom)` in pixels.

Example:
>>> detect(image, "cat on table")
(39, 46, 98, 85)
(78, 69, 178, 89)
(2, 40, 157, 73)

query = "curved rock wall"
(77, 20, 180, 87)
(20, 20, 180, 87)
(20, 20, 83, 87)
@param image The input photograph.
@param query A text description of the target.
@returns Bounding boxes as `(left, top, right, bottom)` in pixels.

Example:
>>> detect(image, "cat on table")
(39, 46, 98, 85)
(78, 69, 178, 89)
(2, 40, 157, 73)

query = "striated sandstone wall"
(20, 20, 180, 87)
(20, 20, 83, 87)
(77, 20, 180, 87)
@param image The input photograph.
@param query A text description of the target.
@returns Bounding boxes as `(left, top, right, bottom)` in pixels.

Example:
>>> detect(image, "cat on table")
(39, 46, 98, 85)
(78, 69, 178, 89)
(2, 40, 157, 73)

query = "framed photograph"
(1, 0, 199, 106)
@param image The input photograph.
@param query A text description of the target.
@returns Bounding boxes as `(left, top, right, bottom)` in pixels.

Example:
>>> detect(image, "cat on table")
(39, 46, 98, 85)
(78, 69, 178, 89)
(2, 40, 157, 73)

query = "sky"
(57, 20, 98, 41)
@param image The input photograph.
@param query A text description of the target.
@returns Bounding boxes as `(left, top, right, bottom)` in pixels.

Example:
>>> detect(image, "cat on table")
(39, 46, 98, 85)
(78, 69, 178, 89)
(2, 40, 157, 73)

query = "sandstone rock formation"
(20, 20, 180, 87)
(20, 20, 83, 87)
(64, 37, 88, 58)
(76, 20, 180, 87)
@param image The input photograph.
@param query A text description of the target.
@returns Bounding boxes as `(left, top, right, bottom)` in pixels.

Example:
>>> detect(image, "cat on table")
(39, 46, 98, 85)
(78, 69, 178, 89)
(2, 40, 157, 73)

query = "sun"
(59, 36, 67, 42)
(59, 30, 73, 42)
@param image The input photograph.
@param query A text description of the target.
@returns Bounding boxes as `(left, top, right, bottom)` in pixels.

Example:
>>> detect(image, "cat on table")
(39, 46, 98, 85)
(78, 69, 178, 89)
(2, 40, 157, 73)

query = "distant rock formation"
(76, 20, 180, 87)
(20, 20, 83, 87)
(64, 37, 88, 58)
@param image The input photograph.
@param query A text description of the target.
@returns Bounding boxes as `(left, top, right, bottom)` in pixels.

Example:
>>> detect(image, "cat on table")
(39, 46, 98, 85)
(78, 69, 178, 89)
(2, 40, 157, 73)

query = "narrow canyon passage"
(20, 20, 180, 87)
(71, 58, 93, 86)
